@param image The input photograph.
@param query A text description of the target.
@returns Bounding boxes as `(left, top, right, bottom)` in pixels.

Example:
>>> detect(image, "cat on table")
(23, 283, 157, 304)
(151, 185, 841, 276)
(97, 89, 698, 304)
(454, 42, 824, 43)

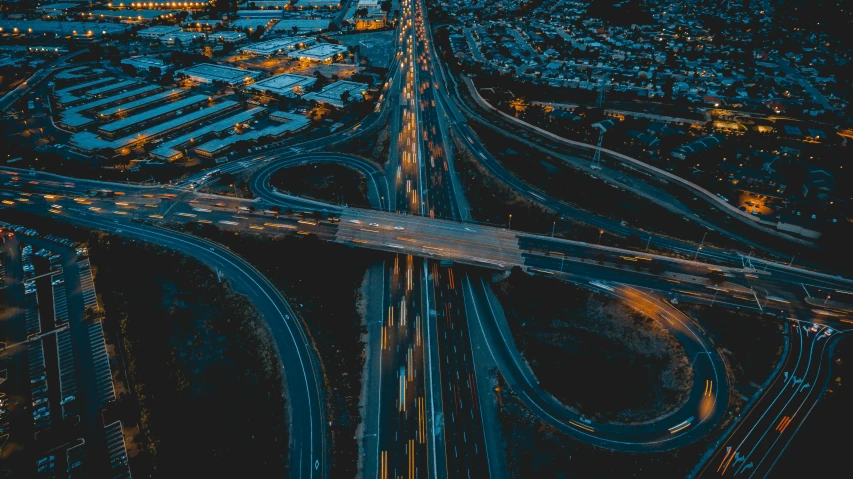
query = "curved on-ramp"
(21, 209, 328, 479)
(463, 273, 729, 452)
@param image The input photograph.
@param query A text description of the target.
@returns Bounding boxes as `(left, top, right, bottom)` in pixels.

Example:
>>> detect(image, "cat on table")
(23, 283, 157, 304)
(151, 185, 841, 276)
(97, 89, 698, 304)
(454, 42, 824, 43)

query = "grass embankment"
(185, 225, 378, 477)
(89, 233, 288, 478)
(494, 269, 692, 422)
(270, 163, 370, 207)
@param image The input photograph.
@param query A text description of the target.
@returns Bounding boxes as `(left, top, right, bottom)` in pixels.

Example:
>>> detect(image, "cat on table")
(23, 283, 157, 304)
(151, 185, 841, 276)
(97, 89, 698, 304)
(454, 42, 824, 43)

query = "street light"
(598, 229, 604, 244)
(508, 214, 512, 230)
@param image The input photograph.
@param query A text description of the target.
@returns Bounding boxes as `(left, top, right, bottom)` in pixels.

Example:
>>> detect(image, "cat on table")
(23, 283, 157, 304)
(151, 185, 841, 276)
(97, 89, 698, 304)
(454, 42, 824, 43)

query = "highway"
(1, 209, 328, 479)
(695, 323, 849, 478)
(0, 51, 85, 113)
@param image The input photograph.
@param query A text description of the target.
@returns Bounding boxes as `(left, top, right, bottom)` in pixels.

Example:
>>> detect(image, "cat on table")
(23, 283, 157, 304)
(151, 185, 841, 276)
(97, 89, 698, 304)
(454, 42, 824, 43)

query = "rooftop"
(247, 73, 316, 96)
(98, 94, 210, 133)
(175, 63, 261, 83)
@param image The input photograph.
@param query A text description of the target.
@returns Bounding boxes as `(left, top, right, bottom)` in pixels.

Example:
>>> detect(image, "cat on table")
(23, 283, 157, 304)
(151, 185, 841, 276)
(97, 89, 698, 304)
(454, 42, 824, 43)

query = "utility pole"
(591, 84, 607, 170)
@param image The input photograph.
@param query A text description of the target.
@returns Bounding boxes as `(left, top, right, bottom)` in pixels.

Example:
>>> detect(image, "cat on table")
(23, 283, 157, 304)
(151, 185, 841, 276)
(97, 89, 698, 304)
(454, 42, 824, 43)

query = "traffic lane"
(753, 331, 847, 478)
(15, 208, 328, 479)
(699, 325, 831, 477)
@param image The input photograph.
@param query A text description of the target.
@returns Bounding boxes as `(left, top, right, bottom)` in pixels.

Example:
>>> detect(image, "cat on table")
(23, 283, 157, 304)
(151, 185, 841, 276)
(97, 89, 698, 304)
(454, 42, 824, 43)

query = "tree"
(381, 0, 392, 12)
(340, 90, 351, 105)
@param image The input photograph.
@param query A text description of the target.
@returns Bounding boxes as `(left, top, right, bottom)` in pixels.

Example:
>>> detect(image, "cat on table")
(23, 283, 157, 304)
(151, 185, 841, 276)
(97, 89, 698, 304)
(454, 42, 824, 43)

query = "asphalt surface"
(695, 322, 850, 478)
(2, 210, 328, 479)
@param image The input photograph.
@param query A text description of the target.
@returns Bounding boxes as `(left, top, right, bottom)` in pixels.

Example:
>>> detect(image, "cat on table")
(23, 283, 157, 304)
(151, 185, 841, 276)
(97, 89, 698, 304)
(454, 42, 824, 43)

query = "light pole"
(645, 235, 652, 252)
(694, 245, 703, 261)
(508, 214, 512, 230)
(789, 253, 797, 267)
(551, 221, 556, 237)
(598, 229, 604, 244)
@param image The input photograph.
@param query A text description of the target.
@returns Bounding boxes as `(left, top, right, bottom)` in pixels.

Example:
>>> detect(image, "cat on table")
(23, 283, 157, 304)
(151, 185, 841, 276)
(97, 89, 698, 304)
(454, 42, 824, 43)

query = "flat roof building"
(86, 10, 175, 23)
(54, 77, 116, 106)
(97, 89, 187, 119)
(59, 84, 163, 130)
(150, 107, 266, 161)
(98, 94, 210, 137)
(303, 80, 367, 108)
(271, 19, 330, 33)
(240, 37, 315, 56)
(194, 112, 309, 157)
(208, 31, 247, 43)
(136, 25, 182, 39)
(288, 43, 348, 62)
(87, 79, 140, 98)
(246, 73, 316, 97)
(121, 56, 173, 75)
(175, 63, 262, 85)
(70, 100, 240, 153)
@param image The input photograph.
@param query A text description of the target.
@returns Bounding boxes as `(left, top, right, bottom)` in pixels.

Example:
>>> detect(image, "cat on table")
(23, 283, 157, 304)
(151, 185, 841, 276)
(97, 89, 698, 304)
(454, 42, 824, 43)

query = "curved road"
(464, 273, 729, 452)
(249, 153, 390, 211)
(10, 207, 328, 479)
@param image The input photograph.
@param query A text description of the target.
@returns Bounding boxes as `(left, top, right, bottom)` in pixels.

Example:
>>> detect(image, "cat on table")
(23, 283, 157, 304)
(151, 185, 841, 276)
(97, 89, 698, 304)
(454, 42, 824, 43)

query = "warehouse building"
(194, 112, 309, 157)
(240, 37, 315, 56)
(150, 107, 267, 161)
(136, 25, 182, 39)
(53, 77, 116, 106)
(303, 80, 367, 108)
(97, 89, 187, 120)
(98, 94, 210, 138)
(246, 73, 316, 98)
(175, 63, 261, 85)
(69, 100, 240, 154)
(288, 43, 348, 62)
(59, 84, 163, 130)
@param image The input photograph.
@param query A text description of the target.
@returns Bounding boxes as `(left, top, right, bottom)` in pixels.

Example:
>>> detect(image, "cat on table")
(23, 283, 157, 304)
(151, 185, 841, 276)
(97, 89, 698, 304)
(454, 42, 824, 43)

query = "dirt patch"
(493, 268, 692, 423)
(270, 163, 370, 207)
(88, 233, 288, 477)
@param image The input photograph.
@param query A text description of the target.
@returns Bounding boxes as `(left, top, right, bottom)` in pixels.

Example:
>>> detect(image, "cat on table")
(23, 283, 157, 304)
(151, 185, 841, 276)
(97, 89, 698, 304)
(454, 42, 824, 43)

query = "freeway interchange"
(3, 3, 853, 479)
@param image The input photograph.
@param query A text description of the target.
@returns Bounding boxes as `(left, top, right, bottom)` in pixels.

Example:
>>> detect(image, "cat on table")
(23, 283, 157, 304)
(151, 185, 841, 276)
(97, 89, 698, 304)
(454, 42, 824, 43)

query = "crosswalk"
(55, 328, 79, 419)
(104, 421, 132, 479)
(88, 321, 116, 407)
(78, 261, 99, 310)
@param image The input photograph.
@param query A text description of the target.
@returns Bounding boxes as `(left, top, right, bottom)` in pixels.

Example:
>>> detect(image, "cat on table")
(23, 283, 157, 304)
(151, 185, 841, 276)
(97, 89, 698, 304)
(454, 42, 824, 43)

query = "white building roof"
(97, 89, 185, 117)
(151, 107, 266, 159)
(194, 114, 309, 156)
(241, 37, 314, 55)
(303, 80, 367, 108)
(70, 100, 239, 152)
(175, 63, 261, 84)
(246, 73, 316, 96)
(288, 43, 348, 61)
(99, 94, 210, 134)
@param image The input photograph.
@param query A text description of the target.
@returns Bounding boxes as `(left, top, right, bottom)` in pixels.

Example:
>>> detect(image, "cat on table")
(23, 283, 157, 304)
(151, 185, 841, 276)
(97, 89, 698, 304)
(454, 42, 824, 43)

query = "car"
(824, 328, 833, 336)
(394, 226, 405, 230)
(348, 219, 361, 224)
(809, 323, 820, 333)
(369, 223, 379, 227)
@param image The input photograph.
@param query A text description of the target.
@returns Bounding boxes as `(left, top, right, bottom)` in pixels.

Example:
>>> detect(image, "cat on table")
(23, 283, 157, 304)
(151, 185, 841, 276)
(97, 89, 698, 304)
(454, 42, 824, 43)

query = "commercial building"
(271, 19, 330, 34)
(175, 63, 261, 85)
(296, 0, 342, 9)
(150, 107, 267, 161)
(97, 89, 187, 119)
(240, 37, 315, 56)
(303, 80, 367, 108)
(136, 25, 182, 39)
(194, 112, 309, 157)
(86, 79, 140, 98)
(98, 94, 210, 137)
(59, 84, 163, 130)
(231, 18, 281, 32)
(53, 77, 116, 106)
(288, 43, 348, 62)
(86, 10, 175, 23)
(121, 56, 174, 76)
(0, 20, 131, 39)
(70, 100, 240, 154)
(162, 31, 205, 46)
(208, 31, 247, 43)
(246, 73, 316, 98)
(38, 3, 82, 16)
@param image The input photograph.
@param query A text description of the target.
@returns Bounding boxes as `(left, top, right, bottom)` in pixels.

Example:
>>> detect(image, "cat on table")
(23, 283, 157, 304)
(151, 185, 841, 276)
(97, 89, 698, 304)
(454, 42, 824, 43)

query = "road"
(0, 50, 85, 113)
(695, 323, 848, 478)
(1, 212, 328, 478)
